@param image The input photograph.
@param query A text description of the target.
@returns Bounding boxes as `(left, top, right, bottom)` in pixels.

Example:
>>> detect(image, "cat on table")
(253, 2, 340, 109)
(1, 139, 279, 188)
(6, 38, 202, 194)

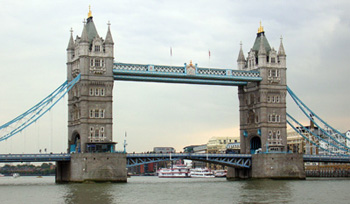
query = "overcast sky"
(0, 0, 349, 154)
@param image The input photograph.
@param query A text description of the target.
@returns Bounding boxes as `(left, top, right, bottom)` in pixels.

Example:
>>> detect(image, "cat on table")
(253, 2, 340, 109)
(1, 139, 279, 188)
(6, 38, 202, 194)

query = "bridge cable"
(287, 94, 350, 151)
(287, 86, 350, 141)
(0, 74, 81, 142)
(0, 82, 67, 130)
(287, 112, 348, 153)
(287, 117, 344, 156)
(287, 86, 350, 150)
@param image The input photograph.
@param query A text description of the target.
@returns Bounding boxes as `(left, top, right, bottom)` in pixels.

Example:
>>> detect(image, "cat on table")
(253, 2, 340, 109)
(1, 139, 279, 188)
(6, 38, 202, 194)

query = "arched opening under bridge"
(250, 136, 261, 154)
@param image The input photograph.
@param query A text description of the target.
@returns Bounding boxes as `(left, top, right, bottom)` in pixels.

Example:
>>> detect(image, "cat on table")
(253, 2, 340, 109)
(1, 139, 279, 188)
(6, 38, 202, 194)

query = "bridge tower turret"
(238, 23, 287, 154)
(228, 23, 304, 180)
(237, 42, 246, 70)
(66, 8, 115, 154)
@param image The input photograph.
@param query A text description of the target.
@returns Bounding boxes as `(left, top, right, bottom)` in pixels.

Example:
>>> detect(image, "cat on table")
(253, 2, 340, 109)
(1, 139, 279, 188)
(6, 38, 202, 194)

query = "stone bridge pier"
(227, 153, 305, 180)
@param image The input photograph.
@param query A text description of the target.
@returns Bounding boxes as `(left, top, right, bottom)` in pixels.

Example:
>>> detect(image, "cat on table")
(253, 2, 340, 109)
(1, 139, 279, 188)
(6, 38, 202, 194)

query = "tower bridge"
(66, 9, 288, 158)
(1, 8, 349, 182)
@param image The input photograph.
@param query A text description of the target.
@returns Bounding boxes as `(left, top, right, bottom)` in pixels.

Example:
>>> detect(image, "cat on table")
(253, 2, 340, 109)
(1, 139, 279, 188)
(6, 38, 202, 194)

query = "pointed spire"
(88, 5, 92, 19)
(237, 41, 245, 62)
(67, 28, 75, 50)
(278, 36, 286, 56)
(105, 21, 114, 44)
(258, 34, 266, 55)
(81, 22, 89, 43)
(258, 21, 264, 33)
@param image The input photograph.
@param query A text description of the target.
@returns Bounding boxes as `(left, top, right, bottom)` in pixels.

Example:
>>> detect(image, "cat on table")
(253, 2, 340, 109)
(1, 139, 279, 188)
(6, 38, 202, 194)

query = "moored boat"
(190, 168, 215, 178)
(214, 170, 227, 177)
(158, 165, 191, 178)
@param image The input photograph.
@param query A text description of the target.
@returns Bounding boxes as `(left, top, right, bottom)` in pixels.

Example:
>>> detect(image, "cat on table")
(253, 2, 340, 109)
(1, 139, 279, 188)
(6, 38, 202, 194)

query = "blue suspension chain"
(287, 86, 350, 150)
(0, 74, 81, 142)
(287, 113, 348, 154)
(286, 119, 344, 156)
(0, 82, 67, 130)
(287, 86, 350, 141)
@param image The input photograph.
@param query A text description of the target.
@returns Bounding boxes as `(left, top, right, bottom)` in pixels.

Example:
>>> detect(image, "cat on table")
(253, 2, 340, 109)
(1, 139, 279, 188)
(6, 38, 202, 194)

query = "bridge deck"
(303, 155, 350, 163)
(113, 62, 262, 86)
(1, 154, 349, 166)
(127, 153, 252, 168)
(0, 154, 71, 162)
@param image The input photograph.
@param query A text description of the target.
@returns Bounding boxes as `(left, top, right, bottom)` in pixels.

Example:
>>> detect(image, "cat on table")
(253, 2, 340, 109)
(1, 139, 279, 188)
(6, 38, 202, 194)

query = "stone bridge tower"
(66, 8, 115, 153)
(57, 8, 126, 183)
(228, 24, 305, 179)
(237, 24, 287, 154)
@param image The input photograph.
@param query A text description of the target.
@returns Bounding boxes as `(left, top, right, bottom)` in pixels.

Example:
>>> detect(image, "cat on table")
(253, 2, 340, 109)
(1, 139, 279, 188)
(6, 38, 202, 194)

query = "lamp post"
(123, 131, 127, 153)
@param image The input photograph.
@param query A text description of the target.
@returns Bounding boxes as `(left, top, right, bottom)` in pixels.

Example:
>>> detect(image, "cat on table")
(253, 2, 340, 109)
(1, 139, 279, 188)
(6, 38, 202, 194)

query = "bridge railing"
(126, 153, 252, 168)
(0, 154, 71, 162)
(303, 154, 350, 163)
(127, 153, 252, 158)
(113, 62, 261, 81)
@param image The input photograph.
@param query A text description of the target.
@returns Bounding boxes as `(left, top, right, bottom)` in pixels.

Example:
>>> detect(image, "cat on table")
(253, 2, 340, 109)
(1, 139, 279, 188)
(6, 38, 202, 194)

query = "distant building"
(128, 163, 156, 176)
(207, 136, 239, 153)
(183, 144, 207, 153)
(287, 125, 349, 155)
(287, 129, 305, 154)
(182, 144, 207, 168)
(226, 142, 240, 154)
(346, 130, 350, 148)
(287, 125, 322, 155)
(193, 145, 207, 153)
(153, 147, 175, 153)
(183, 145, 199, 153)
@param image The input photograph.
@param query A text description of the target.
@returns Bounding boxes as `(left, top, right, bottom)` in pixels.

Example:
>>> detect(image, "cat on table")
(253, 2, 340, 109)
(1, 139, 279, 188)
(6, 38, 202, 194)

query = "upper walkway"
(113, 62, 262, 86)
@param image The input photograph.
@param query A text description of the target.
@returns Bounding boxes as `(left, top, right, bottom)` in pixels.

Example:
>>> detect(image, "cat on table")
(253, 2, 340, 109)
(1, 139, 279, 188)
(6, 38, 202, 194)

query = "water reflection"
(63, 183, 116, 204)
(237, 179, 292, 203)
(1, 176, 350, 203)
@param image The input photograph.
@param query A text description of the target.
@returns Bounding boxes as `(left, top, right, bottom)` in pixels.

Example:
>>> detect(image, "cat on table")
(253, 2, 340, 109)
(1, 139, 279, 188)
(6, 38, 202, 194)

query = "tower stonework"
(238, 27, 287, 154)
(66, 14, 115, 154)
(56, 10, 126, 183)
(227, 24, 305, 179)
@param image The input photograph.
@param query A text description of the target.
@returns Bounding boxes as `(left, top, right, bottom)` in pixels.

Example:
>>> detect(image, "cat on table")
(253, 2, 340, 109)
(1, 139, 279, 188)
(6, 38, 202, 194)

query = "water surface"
(0, 176, 349, 203)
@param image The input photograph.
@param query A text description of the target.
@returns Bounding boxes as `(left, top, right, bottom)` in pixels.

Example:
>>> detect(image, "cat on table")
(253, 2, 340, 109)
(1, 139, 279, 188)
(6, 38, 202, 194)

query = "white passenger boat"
(214, 170, 227, 177)
(158, 165, 191, 178)
(190, 168, 215, 178)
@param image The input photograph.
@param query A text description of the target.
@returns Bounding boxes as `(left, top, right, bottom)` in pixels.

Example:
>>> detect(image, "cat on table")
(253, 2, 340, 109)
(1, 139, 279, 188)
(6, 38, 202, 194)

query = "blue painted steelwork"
(0, 153, 350, 166)
(287, 114, 346, 156)
(303, 155, 350, 163)
(113, 62, 262, 86)
(287, 87, 350, 155)
(0, 75, 81, 142)
(287, 113, 348, 155)
(113, 75, 248, 86)
(127, 153, 350, 167)
(287, 86, 350, 142)
(127, 153, 252, 168)
(0, 154, 71, 162)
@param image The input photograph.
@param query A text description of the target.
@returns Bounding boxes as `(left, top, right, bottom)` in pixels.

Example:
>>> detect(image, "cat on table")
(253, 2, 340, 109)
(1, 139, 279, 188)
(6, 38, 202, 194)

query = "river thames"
(0, 176, 349, 204)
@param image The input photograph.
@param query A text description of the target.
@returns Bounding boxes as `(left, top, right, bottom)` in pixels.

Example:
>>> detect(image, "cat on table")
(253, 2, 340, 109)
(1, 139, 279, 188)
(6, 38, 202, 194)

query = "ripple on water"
(1, 176, 350, 204)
